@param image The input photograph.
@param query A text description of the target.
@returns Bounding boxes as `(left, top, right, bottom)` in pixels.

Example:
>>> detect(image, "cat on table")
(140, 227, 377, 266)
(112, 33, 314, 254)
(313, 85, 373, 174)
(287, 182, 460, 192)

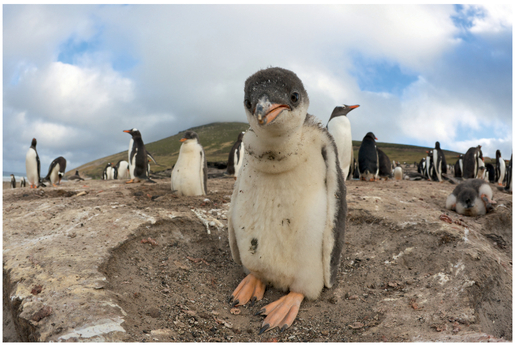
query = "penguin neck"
(244, 125, 306, 174)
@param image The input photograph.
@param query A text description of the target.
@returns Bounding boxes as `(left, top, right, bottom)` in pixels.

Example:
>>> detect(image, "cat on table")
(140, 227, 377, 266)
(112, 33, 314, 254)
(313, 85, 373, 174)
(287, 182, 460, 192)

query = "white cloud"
(466, 4, 513, 34)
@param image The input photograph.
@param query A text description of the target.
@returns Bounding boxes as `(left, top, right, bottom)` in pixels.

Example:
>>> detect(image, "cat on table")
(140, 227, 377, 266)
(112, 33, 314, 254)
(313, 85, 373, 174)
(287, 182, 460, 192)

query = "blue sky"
(2, 4, 512, 174)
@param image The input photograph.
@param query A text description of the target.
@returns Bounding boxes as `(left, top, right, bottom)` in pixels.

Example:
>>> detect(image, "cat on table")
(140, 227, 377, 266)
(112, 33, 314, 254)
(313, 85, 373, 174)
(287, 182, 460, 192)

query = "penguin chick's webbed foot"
(256, 292, 304, 334)
(481, 193, 496, 212)
(229, 273, 266, 307)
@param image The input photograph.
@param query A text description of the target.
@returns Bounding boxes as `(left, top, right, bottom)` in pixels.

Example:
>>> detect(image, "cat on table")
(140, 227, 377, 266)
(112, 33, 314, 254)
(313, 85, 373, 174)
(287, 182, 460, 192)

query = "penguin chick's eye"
(244, 99, 252, 110)
(290, 92, 300, 104)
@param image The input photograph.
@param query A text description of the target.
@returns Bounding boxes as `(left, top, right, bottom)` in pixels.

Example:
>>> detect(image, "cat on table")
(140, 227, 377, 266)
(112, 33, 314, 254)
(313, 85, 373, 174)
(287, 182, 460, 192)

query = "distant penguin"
(44, 156, 67, 186)
(485, 163, 495, 183)
(10, 174, 16, 188)
(477, 166, 487, 180)
(425, 150, 434, 180)
(495, 150, 506, 186)
(394, 166, 403, 181)
(433, 142, 446, 181)
(102, 163, 113, 180)
(504, 154, 512, 193)
(446, 179, 496, 216)
(454, 154, 463, 178)
(377, 148, 392, 180)
(327, 104, 360, 181)
(352, 158, 359, 179)
(171, 131, 207, 196)
(123, 128, 153, 183)
(358, 132, 379, 181)
(463, 145, 482, 179)
(228, 67, 346, 334)
(226, 132, 245, 177)
(25, 138, 41, 188)
(418, 157, 426, 175)
(115, 160, 130, 180)
(69, 170, 84, 181)
(20, 176, 26, 187)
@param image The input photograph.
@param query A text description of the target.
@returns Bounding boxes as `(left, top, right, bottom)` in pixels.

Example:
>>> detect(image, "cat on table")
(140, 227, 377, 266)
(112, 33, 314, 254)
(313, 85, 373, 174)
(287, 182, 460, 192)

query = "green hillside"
(67, 122, 471, 179)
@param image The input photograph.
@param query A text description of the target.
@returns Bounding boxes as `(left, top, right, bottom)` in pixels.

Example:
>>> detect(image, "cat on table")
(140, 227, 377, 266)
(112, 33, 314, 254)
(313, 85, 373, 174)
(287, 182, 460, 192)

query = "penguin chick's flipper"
(256, 292, 304, 334)
(229, 273, 266, 307)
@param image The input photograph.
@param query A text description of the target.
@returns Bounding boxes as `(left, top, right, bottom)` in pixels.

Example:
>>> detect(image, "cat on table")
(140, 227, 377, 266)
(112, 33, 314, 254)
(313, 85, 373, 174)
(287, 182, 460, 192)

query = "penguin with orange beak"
(228, 67, 346, 334)
(123, 128, 152, 183)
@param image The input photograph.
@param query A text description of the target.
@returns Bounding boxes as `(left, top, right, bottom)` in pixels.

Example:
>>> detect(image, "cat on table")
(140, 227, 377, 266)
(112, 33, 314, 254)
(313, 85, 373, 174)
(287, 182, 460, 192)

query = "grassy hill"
(67, 121, 471, 179)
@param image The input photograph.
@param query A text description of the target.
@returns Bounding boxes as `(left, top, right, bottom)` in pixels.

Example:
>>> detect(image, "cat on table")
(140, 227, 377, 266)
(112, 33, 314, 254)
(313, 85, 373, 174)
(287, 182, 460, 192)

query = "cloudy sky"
(3, 4, 512, 174)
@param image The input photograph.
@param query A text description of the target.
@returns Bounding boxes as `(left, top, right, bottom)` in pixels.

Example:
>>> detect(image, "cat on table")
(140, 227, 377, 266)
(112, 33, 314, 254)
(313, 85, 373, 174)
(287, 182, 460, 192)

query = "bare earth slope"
(3, 172, 512, 342)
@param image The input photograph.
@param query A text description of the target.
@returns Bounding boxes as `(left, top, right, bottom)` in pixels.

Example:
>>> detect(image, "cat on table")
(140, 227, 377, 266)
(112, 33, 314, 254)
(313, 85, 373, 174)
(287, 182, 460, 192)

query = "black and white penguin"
(433, 141, 446, 181)
(394, 166, 403, 181)
(446, 179, 496, 216)
(68, 170, 84, 181)
(115, 160, 130, 180)
(418, 157, 426, 175)
(327, 104, 360, 181)
(44, 156, 67, 186)
(25, 138, 41, 188)
(358, 132, 379, 181)
(485, 163, 495, 183)
(20, 176, 26, 187)
(504, 154, 512, 193)
(377, 148, 392, 180)
(171, 131, 207, 196)
(463, 145, 482, 179)
(226, 132, 245, 178)
(10, 174, 16, 188)
(123, 128, 153, 183)
(228, 67, 346, 334)
(495, 150, 506, 186)
(352, 158, 359, 179)
(454, 155, 463, 178)
(102, 163, 113, 180)
(425, 150, 434, 180)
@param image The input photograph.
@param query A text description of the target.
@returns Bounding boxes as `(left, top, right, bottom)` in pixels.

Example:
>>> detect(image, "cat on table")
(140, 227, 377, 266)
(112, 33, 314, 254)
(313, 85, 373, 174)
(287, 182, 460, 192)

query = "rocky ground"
(3, 168, 512, 342)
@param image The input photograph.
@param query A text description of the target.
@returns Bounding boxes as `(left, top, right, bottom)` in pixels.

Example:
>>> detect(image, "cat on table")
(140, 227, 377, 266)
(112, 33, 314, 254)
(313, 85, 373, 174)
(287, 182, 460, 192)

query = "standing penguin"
(454, 154, 463, 178)
(25, 138, 41, 188)
(425, 150, 434, 180)
(327, 104, 360, 181)
(10, 174, 16, 188)
(226, 132, 245, 178)
(504, 154, 512, 193)
(171, 131, 207, 196)
(485, 163, 495, 183)
(123, 129, 153, 183)
(228, 67, 346, 334)
(352, 159, 359, 179)
(102, 163, 113, 180)
(495, 150, 506, 186)
(20, 176, 26, 187)
(463, 145, 482, 179)
(394, 166, 403, 181)
(115, 160, 130, 180)
(446, 179, 496, 216)
(44, 156, 67, 186)
(418, 157, 426, 175)
(433, 142, 446, 181)
(377, 148, 392, 180)
(358, 132, 379, 181)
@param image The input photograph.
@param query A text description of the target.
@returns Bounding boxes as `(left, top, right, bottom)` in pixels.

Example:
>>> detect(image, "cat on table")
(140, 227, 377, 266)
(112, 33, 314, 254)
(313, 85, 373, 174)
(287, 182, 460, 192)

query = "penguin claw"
(255, 308, 265, 316)
(258, 324, 270, 335)
(228, 296, 234, 304)
(280, 324, 287, 333)
(250, 296, 257, 307)
(231, 299, 240, 307)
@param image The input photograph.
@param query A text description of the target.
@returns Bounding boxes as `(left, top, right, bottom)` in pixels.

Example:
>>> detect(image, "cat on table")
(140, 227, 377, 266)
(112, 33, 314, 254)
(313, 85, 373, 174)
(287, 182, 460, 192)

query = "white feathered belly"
(231, 162, 327, 299)
(171, 142, 204, 196)
(118, 161, 129, 179)
(233, 143, 244, 176)
(25, 149, 38, 186)
(499, 159, 506, 184)
(50, 163, 60, 184)
(328, 117, 352, 180)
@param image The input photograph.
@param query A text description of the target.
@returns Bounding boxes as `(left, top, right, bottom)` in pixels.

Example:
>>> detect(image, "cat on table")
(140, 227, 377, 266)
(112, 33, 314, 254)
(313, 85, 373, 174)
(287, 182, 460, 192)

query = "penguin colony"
(15, 66, 510, 335)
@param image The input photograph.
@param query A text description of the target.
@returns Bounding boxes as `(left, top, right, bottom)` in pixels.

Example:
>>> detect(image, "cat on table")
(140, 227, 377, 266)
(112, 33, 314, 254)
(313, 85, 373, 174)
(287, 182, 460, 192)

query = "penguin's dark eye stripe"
(290, 92, 300, 103)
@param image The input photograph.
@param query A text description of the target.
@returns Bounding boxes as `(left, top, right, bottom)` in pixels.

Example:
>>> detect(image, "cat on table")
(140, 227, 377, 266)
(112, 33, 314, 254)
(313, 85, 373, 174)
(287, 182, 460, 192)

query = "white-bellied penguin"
(25, 138, 41, 188)
(446, 179, 496, 216)
(44, 156, 67, 186)
(226, 132, 245, 178)
(69, 170, 84, 181)
(454, 154, 463, 178)
(102, 163, 113, 180)
(425, 150, 434, 180)
(377, 148, 392, 180)
(327, 104, 359, 180)
(433, 141, 446, 181)
(394, 166, 403, 181)
(115, 160, 130, 180)
(463, 145, 482, 179)
(20, 176, 26, 187)
(171, 131, 207, 196)
(10, 174, 16, 188)
(495, 150, 506, 186)
(358, 132, 379, 181)
(228, 67, 346, 334)
(123, 128, 153, 183)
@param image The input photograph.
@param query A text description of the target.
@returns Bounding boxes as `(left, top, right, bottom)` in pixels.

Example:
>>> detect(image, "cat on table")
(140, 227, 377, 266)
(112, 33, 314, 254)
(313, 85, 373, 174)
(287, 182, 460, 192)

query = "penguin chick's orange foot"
(229, 273, 266, 307)
(256, 292, 304, 334)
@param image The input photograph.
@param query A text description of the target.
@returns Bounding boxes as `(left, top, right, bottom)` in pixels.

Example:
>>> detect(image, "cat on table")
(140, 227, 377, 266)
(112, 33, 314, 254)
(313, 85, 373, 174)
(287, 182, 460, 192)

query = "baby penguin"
(446, 179, 496, 216)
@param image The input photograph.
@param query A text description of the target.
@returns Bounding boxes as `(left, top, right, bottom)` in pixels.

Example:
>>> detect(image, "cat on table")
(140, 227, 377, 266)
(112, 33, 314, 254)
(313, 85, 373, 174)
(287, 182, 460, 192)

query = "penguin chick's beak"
(254, 96, 290, 125)
(180, 138, 187, 142)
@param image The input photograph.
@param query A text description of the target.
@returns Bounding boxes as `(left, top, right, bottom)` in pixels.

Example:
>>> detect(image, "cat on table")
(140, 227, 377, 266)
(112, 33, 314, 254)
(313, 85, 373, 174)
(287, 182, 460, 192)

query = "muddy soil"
(3, 169, 512, 342)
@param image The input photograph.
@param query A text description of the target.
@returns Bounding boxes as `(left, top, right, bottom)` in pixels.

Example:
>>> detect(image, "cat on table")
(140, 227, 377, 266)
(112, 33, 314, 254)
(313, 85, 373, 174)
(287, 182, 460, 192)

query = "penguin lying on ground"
(226, 132, 245, 178)
(44, 156, 67, 186)
(10, 174, 16, 188)
(171, 131, 207, 196)
(446, 179, 496, 216)
(377, 148, 392, 180)
(358, 132, 379, 181)
(68, 170, 84, 181)
(25, 138, 41, 188)
(123, 128, 155, 183)
(327, 104, 359, 181)
(228, 67, 346, 334)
